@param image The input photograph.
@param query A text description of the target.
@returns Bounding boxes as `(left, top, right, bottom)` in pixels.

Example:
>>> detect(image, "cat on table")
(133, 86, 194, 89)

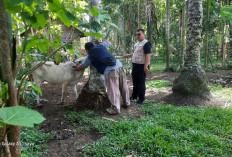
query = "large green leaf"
(31, 83, 42, 96)
(54, 34, 61, 43)
(84, 32, 103, 39)
(22, 0, 33, 6)
(25, 36, 39, 51)
(0, 106, 45, 127)
(57, 10, 72, 27)
(5, 0, 23, 13)
(0, 121, 3, 127)
(65, 44, 75, 55)
(8, 0, 22, 6)
(99, 14, 111, 21)
(36, 14, 47, 28)
(48, 0, 62, 11)
(38, 39, 49, 52)
(65, 10, 76, 21)
(55, 53, 62, 64)
(105, 21, 119, 30)
(90, 21, 102, 32)
(20, 12, 37, 25)
(79, 21, 102, 32)
(89, 6, 99, 17)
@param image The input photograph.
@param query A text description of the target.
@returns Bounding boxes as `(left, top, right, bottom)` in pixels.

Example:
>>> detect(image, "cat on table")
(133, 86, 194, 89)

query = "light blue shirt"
(81, 57, 122, 75)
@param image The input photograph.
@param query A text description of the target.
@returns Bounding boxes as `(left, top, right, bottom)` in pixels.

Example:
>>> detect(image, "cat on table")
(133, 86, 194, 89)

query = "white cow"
(32, 58, 85, 105)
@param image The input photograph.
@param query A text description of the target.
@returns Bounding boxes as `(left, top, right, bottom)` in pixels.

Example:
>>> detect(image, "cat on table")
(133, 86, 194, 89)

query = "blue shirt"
(81, 57, 122, 75)
(81, 40, 121, 75)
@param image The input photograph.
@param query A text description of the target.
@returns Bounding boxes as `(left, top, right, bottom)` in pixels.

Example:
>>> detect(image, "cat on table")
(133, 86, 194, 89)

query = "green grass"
(146, 80, 170, 89)
(209, 84, 232, 107)
(150, 60, 166, 72)
(64, 103, 232, 157)
(64, 110, 99, 126)
(21, 127, 50, 157)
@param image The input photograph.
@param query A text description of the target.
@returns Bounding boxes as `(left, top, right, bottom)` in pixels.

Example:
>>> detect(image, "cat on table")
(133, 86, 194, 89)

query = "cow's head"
(74, 57, 85, 66)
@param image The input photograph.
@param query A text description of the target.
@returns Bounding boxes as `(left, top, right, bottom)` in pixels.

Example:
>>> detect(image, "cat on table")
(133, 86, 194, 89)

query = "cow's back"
(32, 61, 76, 84)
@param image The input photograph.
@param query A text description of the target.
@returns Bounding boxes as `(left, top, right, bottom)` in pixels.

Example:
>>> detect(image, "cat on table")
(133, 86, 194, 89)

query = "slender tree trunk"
(221, 0, 229, 70)
(138, 0, 140, 28)
(146, 0, 152, 41)
(180, 0, 186, 69)
(165, 0, 170, 70)
(230, 23, 232, 57)
(0, 1, 21, 156)
(173, 0, 211, 99)
(221, 22, 226, 70)
(222, 33, 226, 70)
(204, 0, 210, 68)
(228, 0, 232, 58)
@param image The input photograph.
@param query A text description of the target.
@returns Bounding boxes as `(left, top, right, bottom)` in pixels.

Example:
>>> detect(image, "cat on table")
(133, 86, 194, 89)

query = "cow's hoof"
(36, 104, 43, 108)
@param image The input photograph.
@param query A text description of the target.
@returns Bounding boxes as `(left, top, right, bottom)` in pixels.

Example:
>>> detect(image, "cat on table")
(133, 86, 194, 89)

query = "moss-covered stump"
(172, 66, 211, 100)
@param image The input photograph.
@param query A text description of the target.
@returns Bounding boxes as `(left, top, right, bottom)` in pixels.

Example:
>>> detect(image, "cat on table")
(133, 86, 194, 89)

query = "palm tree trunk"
(173, 0, 211, 99)
(165, 0, 170, 70)
(180, 0, 186, 69)
(204, 0, 210, 68)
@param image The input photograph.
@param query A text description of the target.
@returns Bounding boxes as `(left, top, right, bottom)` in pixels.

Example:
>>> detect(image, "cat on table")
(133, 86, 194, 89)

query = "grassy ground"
(209, 84, 232, 107)
(21, 127, 50, 157)
(63, 103, 232, 157)
(20, 58, 232, 156)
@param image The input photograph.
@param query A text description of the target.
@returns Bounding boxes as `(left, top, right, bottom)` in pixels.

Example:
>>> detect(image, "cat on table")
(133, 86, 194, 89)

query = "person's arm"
(123, 54, 133, 58)
(143, 42, 152, 74)
(144, 54, 151, 74)
(73, 57, 91, 71)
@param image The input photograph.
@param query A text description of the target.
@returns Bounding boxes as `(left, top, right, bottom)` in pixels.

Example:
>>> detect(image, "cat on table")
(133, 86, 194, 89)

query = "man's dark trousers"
(131, 63, 146, 101)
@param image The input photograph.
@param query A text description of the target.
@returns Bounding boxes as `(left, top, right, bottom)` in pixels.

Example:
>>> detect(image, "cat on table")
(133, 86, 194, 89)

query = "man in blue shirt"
(73, 42, 130, 115)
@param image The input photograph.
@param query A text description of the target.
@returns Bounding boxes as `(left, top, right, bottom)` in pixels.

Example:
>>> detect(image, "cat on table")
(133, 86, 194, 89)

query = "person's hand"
(95, 38, 101, 44)
(123, 54, 131, 58)
(72, 66, 77, 71)
(79, 49, 87, 55)
(144, 66, 149, 74)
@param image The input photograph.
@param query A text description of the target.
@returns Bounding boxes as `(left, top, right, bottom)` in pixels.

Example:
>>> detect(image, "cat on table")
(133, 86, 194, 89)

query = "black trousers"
(131, 63, 147, 101)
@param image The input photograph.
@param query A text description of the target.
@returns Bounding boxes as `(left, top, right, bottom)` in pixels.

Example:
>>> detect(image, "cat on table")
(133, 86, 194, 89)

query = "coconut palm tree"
(172, 0, 211, 100)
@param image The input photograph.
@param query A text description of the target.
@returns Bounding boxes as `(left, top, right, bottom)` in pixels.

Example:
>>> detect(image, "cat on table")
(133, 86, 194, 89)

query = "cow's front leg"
(35, 82, 42, 106)
(36, 94, 40, 106)
(73, 85, 79, 101)
(60, 82, 67, 105)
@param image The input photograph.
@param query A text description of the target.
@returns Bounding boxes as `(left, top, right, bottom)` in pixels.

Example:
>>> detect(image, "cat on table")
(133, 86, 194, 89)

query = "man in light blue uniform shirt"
(73, 42, 130, 115)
